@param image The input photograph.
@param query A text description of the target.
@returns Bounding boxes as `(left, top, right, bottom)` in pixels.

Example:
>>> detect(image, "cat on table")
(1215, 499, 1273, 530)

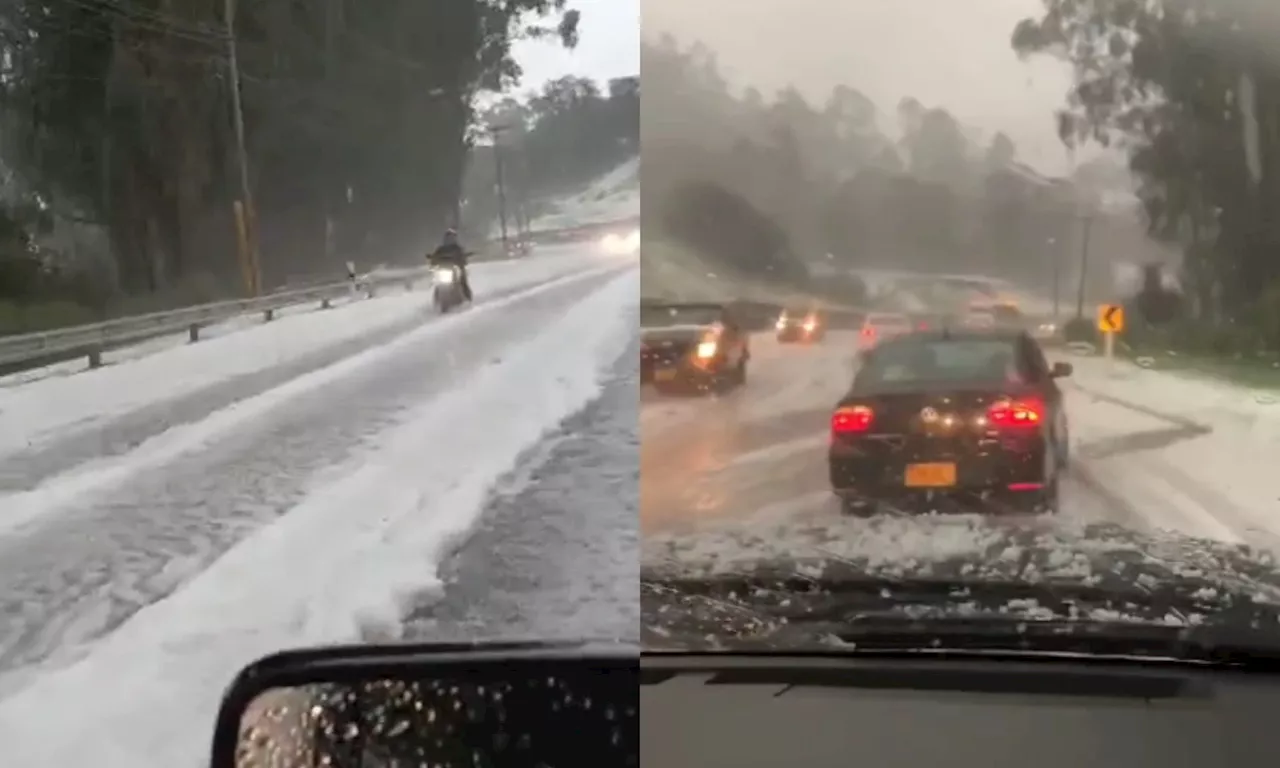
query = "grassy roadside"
(1115, 341, 1280, 390)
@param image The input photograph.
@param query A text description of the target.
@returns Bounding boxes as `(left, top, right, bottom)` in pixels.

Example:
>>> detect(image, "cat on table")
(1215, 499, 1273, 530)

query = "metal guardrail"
(0, 220, 638, 372)
(0, 267, 431, 370)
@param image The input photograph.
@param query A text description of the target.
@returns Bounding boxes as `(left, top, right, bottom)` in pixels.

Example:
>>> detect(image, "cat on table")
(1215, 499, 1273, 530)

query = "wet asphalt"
(394, 337, 640, 643)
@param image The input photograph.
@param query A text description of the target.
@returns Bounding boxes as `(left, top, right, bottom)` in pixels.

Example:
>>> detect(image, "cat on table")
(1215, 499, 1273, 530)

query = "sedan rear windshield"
(857, 338, 1028, 388)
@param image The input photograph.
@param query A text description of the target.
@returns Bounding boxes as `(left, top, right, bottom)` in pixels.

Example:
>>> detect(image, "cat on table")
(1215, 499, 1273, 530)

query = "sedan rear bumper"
(642, 358, 728, 389)
(829, 448, 1050, 513)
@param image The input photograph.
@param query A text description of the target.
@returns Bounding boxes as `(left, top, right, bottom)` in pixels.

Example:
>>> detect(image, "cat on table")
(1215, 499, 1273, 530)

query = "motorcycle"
(431, 264, 468, 313)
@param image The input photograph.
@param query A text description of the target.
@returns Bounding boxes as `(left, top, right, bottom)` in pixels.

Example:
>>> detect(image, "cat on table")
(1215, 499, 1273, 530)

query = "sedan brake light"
(832, 405, 874, 434)
(987, 397, 1045, 428)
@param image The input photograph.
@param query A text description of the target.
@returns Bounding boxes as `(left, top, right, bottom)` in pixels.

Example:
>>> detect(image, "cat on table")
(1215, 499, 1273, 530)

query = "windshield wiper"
(644, 577, 1280, 663)
(778, 612, 1280, 670)
(644, 570, 1267, 622)
(642, 571, 1280, 654)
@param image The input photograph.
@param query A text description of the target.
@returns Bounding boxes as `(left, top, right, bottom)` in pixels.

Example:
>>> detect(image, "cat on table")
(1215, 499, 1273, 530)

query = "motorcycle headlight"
(601, 230, 640, 254)
(434, 268, 455, 284)
(695, 341, 718, 359)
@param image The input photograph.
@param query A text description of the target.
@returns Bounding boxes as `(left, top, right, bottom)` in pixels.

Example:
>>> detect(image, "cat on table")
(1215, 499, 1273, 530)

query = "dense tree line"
(1013, 0, 1280, 352)
(461, 72, 639, 235)
(642, 34, 1093, 296)
(0, 0, 580, 329)
(642, 34, 1185, 313)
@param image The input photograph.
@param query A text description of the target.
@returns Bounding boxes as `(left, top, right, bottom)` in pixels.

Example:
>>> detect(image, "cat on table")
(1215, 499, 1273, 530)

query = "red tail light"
(987, 397, 1045, 428)
(832, 405, 874, 434)
(860, 326, 876, 338)
(917, 321, 929, 330)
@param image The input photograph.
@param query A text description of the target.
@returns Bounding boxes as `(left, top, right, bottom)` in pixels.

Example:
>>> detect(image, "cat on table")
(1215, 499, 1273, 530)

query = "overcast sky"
(510, 0, 640, 95)
(644, 0, 1088, 174)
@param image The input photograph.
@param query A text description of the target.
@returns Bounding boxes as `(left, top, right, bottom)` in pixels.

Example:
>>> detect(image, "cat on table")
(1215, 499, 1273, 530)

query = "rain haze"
(638, 0, 1171, 310)
(643, 0, 1080, 173)
(0, 0, 641, 763)
(637, 2, 1280, 761)
(513, 0, 641, 89)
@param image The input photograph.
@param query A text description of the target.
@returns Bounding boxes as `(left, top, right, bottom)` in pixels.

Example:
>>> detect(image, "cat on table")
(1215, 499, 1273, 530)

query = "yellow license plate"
(653, 369, 678, 382)
(904, 462, 956, 488)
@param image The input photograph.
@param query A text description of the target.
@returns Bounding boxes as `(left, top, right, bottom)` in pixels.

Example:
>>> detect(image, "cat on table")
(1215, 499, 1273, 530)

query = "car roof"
(878, 328, 1027, 346)
(641, 301, 725, 312)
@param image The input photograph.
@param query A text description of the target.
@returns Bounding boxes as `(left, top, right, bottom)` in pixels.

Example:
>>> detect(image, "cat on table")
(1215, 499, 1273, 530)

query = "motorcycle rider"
(427, 228, 472, 302)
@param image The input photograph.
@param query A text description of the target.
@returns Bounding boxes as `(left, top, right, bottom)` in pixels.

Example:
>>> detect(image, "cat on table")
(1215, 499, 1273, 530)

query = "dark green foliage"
(0, 0, 582, 300)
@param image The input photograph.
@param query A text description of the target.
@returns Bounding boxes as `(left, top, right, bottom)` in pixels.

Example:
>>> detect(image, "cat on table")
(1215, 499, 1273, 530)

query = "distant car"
(961, 306, 998, 330)
(829, 329, 1072, 516)
(857, 312, 914, 354)
(775, 307, 827, 343)
(976, 302, 1061, 342)
(906, 312, 945, 333)
(640, 302, 750, 394)
(1030, 317, 1063, 344)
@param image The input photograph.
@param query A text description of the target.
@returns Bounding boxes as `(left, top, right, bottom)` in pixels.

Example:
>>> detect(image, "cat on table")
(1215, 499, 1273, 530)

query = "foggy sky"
(511, 0, 640, 92)
(643, 0, 1085, 174)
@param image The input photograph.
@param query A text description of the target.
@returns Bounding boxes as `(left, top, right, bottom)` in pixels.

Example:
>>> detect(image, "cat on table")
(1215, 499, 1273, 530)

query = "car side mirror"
(1051, 361, 1073, 378)
(212, 642, 638, 768)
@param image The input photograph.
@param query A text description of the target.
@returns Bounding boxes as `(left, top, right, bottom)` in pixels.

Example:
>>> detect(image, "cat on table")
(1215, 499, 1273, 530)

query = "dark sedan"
(829, 329, 1071, 516)
(641, 302, 750, 394)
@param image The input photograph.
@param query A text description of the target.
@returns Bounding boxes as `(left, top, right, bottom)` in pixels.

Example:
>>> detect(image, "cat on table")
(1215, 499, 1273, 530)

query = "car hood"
(641, 515, 1280, 649)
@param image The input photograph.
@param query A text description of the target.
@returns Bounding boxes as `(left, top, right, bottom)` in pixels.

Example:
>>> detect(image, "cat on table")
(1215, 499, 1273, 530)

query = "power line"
(38, 0, 228, 48)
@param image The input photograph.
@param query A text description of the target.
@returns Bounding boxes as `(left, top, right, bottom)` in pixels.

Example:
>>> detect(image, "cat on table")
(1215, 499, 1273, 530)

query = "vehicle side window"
(1019, 336, 1049, 382)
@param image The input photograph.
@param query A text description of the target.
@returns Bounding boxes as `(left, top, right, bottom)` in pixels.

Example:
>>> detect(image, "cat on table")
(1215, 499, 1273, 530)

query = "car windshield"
(641, 0, 1280, 660)
(858, 337, 1025, 388)
(642, 305, 722, 328)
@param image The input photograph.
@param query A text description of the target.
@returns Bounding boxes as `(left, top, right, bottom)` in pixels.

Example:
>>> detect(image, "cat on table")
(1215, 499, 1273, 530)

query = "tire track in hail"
(0, 270, 622, 682)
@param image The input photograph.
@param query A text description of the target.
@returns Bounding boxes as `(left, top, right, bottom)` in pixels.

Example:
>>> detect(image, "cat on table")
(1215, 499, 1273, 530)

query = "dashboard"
(640, 653, 1280, 767)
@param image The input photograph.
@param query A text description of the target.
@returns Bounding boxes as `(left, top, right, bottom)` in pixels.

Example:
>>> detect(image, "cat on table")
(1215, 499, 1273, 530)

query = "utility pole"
(1074, 211, 1094, 319)
(1047, 236, 1061, 322)
(323, 0, 342, 269)
(490, 124, 510, 252)
(224, 0, 260, 295)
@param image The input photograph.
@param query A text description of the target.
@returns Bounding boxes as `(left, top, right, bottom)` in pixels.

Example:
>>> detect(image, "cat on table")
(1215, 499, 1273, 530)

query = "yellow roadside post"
(1096, 303, 1125, 360)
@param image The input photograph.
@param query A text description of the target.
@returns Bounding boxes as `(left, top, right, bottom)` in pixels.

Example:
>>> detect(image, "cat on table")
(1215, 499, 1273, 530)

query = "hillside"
(526, 156, 639, 234)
